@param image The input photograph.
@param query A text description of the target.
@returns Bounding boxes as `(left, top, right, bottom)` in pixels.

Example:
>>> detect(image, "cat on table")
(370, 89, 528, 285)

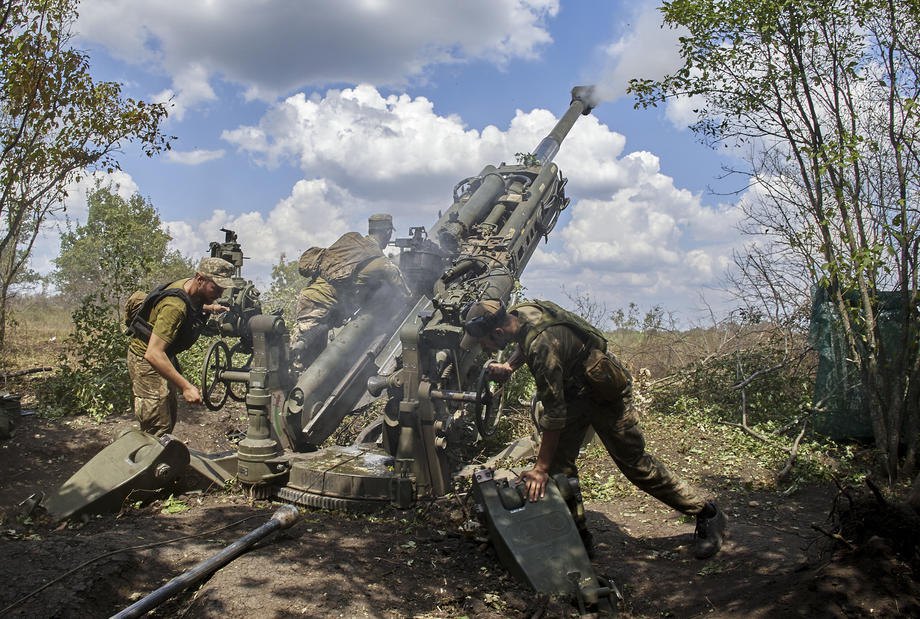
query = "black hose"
(110, 504, 300, 618)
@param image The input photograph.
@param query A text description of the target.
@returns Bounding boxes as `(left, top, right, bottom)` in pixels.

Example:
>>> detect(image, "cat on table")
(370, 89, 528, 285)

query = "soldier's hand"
(520, 467, 549, 502)
(183, 385, 203, 405)
(204, 303, 228, 314)
(488, 361, 515, 382)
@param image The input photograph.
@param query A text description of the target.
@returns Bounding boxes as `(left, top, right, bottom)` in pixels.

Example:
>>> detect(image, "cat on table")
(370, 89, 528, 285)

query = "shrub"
(36, 292, 215, 421)
(650, 343, 814, 428)
(37, 294, 131, 420)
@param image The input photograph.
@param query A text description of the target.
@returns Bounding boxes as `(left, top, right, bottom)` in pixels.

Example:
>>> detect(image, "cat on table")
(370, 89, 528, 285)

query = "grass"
(0, 293, 866, 491)
(1, 295, 72, 371)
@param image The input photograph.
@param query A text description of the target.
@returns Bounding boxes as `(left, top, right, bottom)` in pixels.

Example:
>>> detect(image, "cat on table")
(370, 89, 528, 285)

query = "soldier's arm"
(143, 333, 202, 405)
(519, 333, 568, 501)
(487, 345, 525, 381)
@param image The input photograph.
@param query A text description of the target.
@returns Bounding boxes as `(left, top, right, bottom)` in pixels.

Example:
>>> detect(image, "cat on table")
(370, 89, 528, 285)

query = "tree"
(53, 185, 191, 316)
(39, 185, 193, 420)
(0, 0, 170, 344)
(263, 253, 308, 323)
(630, 0, 920, 482)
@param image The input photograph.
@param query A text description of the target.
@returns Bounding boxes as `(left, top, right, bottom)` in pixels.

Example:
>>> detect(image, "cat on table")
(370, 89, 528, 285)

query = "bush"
(36, 292, 216, 421)
(37, 294, 131, 420)
(647, 324, 815, 430)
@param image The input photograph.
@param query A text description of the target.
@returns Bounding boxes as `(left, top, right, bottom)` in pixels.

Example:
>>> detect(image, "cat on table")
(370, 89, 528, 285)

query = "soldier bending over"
(126, 258, 233, 436)
(461, 299, 726, 559)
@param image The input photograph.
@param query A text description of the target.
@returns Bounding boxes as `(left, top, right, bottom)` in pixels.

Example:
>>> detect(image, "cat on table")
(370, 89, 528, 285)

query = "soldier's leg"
(542, 407, 594, 554)
(588, 396, 707, 515)
(588, 393, 726, 558)
(293, 291, 334, 365)
(128, 351, 174, 437)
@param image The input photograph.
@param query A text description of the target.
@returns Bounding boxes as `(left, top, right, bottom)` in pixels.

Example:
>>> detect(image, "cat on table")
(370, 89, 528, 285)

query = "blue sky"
(39, 0, 750, 325)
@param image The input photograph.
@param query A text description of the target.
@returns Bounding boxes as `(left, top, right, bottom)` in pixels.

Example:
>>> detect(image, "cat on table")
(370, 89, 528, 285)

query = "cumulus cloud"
(214, 85, 744, 311)
(591, 0, 687, 103)
(523, 155, 744, 317)
(164, 148, 226, 165)
(222, 85, 628, 206)
(150, 63, 217, 122)
(75, 1, 558, 114)
(165, 179, 359, 284)
(24, 78, 744, 318)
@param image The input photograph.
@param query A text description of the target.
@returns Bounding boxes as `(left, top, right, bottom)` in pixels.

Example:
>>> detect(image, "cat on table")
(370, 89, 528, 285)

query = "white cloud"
(215, 85, 745, 314)
(151, 63, 217, 122)
(592, 0, 687, 103)
(24, 81, 744, 320)
(164, 149, 226, 165)
(522, 153, 745, 318)
(222, 85, 629, 206)
(75, 1, 558, 114)
(164, 179, 359, 287)
(664, 93, 706, 130)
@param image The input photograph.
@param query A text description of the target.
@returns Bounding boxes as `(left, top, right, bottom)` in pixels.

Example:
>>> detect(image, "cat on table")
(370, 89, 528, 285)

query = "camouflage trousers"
(548, 393, 708, 516)
(127, 350, 177, 437)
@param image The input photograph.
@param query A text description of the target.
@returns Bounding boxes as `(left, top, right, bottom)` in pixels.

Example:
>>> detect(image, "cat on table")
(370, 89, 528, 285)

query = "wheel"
(474, 366, 503, 437)
(227, 342, 252, 402)
(201, 340, 231, 411)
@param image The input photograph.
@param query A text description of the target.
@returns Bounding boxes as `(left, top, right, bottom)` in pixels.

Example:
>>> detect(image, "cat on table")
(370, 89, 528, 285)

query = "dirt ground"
(1, 400, 918, 618)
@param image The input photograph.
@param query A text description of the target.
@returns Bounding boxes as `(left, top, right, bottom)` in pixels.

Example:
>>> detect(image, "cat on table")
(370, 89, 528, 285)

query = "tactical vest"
(126, 281, 208, 356)
(512, 300, 630, 402)
(512, 300, 608, 356)
(297, 232, 382, 286)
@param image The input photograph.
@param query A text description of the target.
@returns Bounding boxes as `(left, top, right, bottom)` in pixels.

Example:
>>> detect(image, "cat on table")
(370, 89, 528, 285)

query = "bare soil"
(0, 400, 918, 618)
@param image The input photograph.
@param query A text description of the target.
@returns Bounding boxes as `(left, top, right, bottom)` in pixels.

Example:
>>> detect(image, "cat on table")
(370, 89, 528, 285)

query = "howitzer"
(161, 86, 599, 500)
(45, 87, 615, 611)
(200, 228, 267, 410)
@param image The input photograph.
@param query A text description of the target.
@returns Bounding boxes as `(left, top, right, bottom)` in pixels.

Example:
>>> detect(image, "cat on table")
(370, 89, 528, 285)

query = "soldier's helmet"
(368, 213, 395, 234)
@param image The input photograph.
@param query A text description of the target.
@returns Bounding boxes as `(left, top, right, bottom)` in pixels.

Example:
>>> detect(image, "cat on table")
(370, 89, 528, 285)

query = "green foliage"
(514, 152, 539, 166)
(610, 302, 666, 333)
(650, 345, 813, 427)
(177, 336, 211, 390)
(0, 0, 170, 345)
(35, 295, 214, 419)
(262, 253, 308, 323)
(160, 494, 189, 514)
(54, 185, 192, 314)
(628, 0, 920, 477)
(36, 293, 130, 420)
(36, 185, 196, 420)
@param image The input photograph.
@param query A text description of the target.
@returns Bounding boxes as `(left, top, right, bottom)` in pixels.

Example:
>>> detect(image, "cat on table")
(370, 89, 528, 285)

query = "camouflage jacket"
(510, 302, 598, 431)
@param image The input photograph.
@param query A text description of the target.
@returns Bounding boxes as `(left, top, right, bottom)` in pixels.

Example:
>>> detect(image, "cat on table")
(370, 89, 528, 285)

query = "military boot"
(693, 501, 726, 559)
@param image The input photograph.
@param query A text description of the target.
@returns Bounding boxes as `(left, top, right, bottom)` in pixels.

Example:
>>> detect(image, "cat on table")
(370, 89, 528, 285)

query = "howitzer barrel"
(531, 85, 596, 166)
(499, 161, 560, 262)
(429, 164, 505, 252)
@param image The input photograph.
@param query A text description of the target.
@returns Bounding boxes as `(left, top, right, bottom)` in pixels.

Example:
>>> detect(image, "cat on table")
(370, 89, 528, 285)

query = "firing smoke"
(586, 2, 687, 106)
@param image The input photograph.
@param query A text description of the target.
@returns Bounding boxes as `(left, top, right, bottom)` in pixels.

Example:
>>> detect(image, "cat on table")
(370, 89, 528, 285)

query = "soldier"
(461, 298, 726, 560)
(292, 213, 411, 366)
(126, 257, 233, 436)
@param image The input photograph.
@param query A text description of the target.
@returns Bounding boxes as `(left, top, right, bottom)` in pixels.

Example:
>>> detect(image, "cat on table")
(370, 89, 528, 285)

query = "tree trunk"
(908, 468, 920, 515)
(0, 282, 9, 348)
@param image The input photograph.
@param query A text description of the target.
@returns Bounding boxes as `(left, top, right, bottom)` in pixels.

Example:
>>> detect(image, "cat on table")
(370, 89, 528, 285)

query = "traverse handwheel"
(474, 366, 503, 437)
(201, 340, 231, 411)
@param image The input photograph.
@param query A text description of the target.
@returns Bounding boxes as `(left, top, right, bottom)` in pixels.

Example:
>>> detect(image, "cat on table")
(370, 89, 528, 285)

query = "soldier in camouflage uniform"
(127, 257, 233, 436)
(461, 298, 726, 560)
(292, 214, 410, 366)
